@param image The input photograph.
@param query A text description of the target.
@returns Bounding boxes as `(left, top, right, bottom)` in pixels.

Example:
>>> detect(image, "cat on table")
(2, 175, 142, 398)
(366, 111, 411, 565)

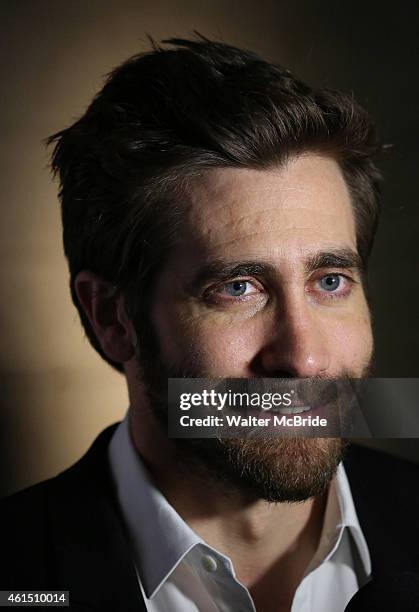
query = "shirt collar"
(109, 412, 202, 597)
(305, 461, 371, 580)
(109, 412, 371, 597)
(335, 460, 372, 576)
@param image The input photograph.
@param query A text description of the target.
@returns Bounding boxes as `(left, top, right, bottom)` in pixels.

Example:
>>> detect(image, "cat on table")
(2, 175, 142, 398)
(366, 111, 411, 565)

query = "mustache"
(134, 329, 372, 419)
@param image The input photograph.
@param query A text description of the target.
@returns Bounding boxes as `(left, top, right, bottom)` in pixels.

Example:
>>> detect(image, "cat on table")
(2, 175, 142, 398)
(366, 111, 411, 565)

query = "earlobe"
(74, 271, 135, 363)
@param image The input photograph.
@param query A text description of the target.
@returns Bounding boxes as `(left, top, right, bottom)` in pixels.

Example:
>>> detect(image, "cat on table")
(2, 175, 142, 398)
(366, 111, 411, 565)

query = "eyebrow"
(186, 248, 363, 294)
(305, 249, 363, 274)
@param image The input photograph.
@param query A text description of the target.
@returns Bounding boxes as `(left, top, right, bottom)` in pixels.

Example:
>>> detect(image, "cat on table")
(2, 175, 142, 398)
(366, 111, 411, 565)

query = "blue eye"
(224, 281, 248, 296)
(320, 275, 341, 291)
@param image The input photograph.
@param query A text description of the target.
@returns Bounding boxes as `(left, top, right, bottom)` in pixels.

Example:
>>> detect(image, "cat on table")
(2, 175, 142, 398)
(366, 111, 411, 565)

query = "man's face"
(137, 153, 373, 501)
(151, 153, 372, 378)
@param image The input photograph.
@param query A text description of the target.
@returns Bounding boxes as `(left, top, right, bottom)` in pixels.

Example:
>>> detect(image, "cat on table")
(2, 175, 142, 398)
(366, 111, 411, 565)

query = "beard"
(134, 318, 370, 504)
(164, 435, 345, 503)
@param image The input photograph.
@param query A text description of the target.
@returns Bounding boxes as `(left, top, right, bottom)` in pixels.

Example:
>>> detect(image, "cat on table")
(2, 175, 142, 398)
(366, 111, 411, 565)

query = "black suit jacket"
(1, 426, 419, 611)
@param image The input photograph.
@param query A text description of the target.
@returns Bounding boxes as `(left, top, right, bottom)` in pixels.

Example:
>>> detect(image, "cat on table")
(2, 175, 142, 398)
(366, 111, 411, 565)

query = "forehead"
(181, 154, 356, 264)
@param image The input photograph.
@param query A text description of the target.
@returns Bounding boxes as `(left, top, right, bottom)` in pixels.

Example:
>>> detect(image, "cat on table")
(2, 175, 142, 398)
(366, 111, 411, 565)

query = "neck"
(160, 469, 326, 595)
(129, 405, 328, 609)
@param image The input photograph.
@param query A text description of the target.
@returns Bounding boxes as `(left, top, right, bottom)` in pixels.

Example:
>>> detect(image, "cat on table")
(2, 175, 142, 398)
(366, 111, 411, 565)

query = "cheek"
(190, 321, 260, 376)
(328, 310, 373, 373)
(153, 301, 261, 376)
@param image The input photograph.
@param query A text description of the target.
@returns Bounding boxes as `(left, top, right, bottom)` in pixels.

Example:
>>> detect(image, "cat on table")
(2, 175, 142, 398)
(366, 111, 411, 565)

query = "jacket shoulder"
(344, 443, 419, 505)
(0, 478, 54, 587)
(0, 425, 119, 589)
(344, 443, 419, 573)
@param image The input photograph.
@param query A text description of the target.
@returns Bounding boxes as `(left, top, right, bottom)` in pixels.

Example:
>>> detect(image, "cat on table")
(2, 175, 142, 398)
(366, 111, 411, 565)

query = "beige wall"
(1, 0, 418, 497)
(1, 0, 305, 496)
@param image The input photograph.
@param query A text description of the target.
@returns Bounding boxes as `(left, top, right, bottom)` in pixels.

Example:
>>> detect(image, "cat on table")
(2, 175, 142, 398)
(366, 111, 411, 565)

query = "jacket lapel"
(47, 425, 147, 611)
(45, 433, 419, 610)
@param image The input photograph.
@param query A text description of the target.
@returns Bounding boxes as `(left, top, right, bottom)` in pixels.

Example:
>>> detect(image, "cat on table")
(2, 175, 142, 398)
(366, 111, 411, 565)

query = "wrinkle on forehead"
(182, 154, 357, 261)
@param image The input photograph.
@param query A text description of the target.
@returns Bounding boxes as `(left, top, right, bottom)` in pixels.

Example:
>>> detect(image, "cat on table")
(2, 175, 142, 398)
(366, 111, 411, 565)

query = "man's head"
(49, 36, 381, 502)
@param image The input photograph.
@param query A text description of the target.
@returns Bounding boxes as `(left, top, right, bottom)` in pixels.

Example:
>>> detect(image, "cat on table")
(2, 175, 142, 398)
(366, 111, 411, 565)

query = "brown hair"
(48, 36, 382, 371)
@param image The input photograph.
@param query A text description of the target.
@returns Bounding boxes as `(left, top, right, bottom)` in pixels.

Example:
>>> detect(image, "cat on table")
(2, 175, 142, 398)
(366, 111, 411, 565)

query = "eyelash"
(310, 274, 355, 300)
(204, 279, 263, 303)
(205, 273, 356, 304)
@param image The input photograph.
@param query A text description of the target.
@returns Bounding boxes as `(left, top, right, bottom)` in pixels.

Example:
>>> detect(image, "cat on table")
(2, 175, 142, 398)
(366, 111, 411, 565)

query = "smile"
(277, 405, 311, 415)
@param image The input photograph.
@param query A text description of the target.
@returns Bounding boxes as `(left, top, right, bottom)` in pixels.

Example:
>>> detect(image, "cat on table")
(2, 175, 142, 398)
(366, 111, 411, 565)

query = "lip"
(243, 404, 325, 418)
(277, 405, 311, 415)
(270, 403, 331, 426)
(264, 402, 330, 419)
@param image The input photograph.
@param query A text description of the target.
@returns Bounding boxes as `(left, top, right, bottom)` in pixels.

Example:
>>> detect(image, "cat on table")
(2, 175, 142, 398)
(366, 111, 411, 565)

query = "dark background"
(0, 0, 418, 497)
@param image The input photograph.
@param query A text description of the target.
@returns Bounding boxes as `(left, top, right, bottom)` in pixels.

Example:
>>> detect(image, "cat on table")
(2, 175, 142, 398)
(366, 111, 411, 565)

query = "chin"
(173, 436, 346, 503)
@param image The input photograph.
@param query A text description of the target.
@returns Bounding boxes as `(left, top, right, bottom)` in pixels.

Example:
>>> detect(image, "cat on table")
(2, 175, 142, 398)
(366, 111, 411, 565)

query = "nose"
(255, 302, 331, 378)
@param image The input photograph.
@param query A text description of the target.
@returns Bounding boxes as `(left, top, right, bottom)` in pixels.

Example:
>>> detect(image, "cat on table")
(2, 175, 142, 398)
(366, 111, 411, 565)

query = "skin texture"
(76, 153, 373, 612)
(150, 155, 371, 378)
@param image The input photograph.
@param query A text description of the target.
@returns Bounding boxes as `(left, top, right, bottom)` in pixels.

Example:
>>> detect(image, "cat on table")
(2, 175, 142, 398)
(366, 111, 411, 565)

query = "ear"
(74, 271, 136, 363)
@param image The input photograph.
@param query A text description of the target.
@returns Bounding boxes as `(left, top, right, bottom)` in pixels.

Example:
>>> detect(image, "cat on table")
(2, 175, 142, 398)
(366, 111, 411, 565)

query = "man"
(1, 37, 418, 611)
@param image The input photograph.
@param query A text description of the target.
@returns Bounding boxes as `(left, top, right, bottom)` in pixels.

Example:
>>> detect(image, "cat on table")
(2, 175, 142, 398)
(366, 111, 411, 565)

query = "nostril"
(270, 371, 294, 379)
(250, 343, 330, 379)
(247, 352, 296, 378)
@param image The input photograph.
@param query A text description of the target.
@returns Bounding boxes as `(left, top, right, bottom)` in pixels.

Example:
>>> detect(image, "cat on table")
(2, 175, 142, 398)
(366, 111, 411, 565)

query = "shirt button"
(201, 554, 218, 572)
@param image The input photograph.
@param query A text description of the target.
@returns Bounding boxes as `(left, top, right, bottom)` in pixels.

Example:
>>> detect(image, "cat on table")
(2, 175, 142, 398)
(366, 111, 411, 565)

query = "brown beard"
(134, 321, 367, 503)
(169, 436, 346, 503)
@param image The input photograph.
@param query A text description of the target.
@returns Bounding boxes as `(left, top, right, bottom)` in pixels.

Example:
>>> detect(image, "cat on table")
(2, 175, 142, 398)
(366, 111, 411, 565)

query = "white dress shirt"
(109, 413, 371, 612)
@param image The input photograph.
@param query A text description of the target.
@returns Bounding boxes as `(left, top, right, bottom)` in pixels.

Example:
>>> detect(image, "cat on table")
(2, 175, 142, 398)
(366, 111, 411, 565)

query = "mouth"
(277, 405, 311, 415)
(269, 380, 339, 417)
